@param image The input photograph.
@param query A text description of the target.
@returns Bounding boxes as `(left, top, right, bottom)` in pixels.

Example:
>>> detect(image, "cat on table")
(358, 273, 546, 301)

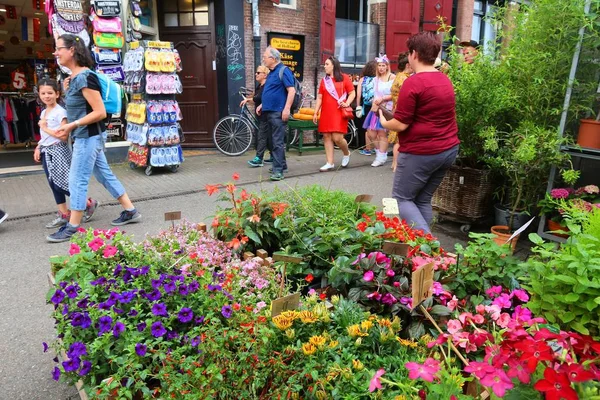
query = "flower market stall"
(45, 174, 600, 399)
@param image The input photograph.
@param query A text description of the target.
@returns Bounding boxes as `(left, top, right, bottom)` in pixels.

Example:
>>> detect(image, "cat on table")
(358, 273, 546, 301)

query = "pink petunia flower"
(512, 305, 533, 324)
(363, 270, 374, 282)
(369, 369, 386, 392)
(102, 245, 118, 259)
(510, 289, 530, 302)
(479, 368, 514, 397)
(405, 358, 440, 382)
(464, 361, 496, 379)
(87, 237, 105, 252)
(492, 293, 512, 309)
(447, 319, 462, 335)
(507, 358, 531, 384)
(485, 285, 503, 299)
(69, 243, 81, 256)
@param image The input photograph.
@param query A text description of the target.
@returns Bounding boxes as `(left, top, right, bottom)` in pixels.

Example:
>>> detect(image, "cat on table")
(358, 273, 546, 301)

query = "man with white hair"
(256, 46, 296, 181)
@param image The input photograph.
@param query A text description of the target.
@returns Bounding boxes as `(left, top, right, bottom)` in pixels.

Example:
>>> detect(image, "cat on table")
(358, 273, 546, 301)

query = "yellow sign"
(271, 38, 301, 51)
(148, 41, 172, 49)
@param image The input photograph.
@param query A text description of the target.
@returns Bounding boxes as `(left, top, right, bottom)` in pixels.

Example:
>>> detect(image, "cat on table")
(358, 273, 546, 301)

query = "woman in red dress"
(312, 57, 355, 172)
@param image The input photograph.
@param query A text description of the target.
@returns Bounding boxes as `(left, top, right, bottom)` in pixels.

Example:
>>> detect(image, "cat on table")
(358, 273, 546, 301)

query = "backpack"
(278, 66, 302, 113)
(361, 76, 375, 107)
(93, 71, 123, 115)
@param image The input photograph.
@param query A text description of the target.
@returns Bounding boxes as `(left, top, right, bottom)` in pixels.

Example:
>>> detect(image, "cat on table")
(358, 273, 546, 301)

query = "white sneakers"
(371, 151, 387, 167)
(341, 154, 350, 168)
(320, 163, 335, 172)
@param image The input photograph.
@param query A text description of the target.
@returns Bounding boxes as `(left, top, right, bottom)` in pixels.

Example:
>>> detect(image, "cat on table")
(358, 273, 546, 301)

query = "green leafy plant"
(521, 226, 600, 339)
(447, 233, 523, 303)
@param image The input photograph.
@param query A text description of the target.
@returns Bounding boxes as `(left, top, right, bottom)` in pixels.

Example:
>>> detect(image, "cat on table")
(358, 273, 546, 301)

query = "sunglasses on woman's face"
(255, 71, 265, 75)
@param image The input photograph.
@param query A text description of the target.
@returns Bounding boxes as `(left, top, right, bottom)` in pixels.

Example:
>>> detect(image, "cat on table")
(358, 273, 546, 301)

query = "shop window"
(163, 0, 209, 27)
(334, 0, 378, 68)
(275, 0, 297, 10)
(472, 0, 502, 55)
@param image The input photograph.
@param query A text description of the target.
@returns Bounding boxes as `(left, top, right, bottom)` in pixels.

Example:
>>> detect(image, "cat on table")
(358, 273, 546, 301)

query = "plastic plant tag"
(382, 198, 399, 215)
(382, 241, 409, 257)
(411, 262, 434, 308)
(355, 194, 373, 203)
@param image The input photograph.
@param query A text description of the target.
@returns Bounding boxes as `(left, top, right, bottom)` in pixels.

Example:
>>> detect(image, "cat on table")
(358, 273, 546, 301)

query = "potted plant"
(481, 121, 572, 248)
(577, 111, 600, 149)
(537, 185, 600, 236)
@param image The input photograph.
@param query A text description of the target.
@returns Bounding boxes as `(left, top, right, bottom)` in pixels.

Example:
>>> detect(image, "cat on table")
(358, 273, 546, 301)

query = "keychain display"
(128, 144, 148, 167)
(126, 41, 184, 175)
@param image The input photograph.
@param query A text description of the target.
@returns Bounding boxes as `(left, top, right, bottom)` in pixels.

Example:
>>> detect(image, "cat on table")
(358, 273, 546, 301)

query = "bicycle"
(213, 87, 302, 156)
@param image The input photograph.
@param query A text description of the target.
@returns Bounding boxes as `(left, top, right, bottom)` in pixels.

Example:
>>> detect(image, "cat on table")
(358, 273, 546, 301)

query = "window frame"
(161, 0, 210, 28)
(274, 0, 297, 10)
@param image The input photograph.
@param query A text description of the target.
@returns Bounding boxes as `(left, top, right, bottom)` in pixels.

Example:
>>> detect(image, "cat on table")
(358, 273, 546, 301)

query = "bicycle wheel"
(213, 115, 254, 156)
(287, 128, 299, 146)
(345, 120, 357, 148)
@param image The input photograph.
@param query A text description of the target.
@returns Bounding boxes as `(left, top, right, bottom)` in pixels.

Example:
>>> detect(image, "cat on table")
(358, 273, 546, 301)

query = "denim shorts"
(69, 133, 125, 211)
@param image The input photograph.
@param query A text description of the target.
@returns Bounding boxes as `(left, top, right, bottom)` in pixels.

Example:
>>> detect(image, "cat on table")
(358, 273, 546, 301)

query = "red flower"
(205, 184, 220, 196)
(534, 367, 578, 400)
(240, 189, 250, 201)
(514, 339, 554, 372)
(559, 363, 596, 383)
(305, 274, 314, 283)
(232, 173, 240, 181)
(356, 222, 368, 232)
(227, 238, 241, 250)
(319, 293, 327, 300)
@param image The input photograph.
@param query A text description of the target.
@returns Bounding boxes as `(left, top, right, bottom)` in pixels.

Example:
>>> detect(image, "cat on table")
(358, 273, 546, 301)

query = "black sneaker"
(268, 167, 288, 173)
(270, 172, 285, 181)
(83, 199, 100, 223)
(263, 157, 273, 163)
(0, 209, 7, 225)
(111, 209, 142, 226)
(47, 224, 79, 243)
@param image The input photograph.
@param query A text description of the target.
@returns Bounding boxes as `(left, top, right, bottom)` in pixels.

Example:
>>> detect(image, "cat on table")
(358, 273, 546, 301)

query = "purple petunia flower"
(62, 305, 69, 316)
(151, 321, 166, 337)
(52, 367, 61, 381)
(108, 292, 120, 303)
(221, 305, 233, 319)
(66, 342, 87, 359)
(207, 284, 222, 292)
(135, 343, 147, 356)
(188, 281, 200, 293)
(151, 303, 168, 317)
(62, 357, 80, 372)
(145, 289, 162, 301)
(76, 297, 89, 309)
(140, 265, 150, 275)
(79, 360, 92, 376)
(177, 307, 194, 323)
(90, 277, 107, 286)
(122, 271, 133, 284)
(137, 322, 147, 332)
(119, 291, 136, 304)
(174, 249, 184, 255)
(195, 316, 205, 325)
(98, 316, 113, 335)
(163, 280, 176, 293)
(64, 285, 79, 299)
(128, 309, 138, 317)
(59, 282, 68, 289)
(114, 308, 124, 315)
(178, 284, 189, 296)
(113, 321, 125, 338)
(50, 290, 65, 305)
(166, 330, 179, 340)
(222, 290, 234, 301)
(113, 264, 123, 277)
(151, 279, 163, 290)
(42, 342, 49, 353)
(98, 301, 113, 311)
(191, 336, 201, 347)
(126, 267, 139, 277)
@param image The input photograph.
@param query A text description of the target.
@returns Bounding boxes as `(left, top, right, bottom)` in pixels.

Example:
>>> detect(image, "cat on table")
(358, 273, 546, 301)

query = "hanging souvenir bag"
(96, 65, 126, 82)
(92, 47, 122, 65)
(93, 31, 125, 48)
(51, 15, 90, 46)
(91, 0, 121, 17)
(53, 0, 84, 22)
(90, 11, 122, 33)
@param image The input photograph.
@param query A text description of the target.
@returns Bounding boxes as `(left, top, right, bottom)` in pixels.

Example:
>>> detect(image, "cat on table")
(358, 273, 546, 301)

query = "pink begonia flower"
(492, 293, 512, 309)
(476, 304, 486, 315)
(386, 269, 395, 277)
(427, 333, 448, 348)
(453, 331, 477, 353)
(399, 297, 413, 309)
(431, 281, 444, 295)
(88, 237, 105, 251)
(381, 293, 398, 305)
(369, 369, 386, 392)
(102, 245, 118, 259)
(447, 295, 459, 311)
(352, 253, 366, 265)
(307, 288, 317, 296)
(393, 281, 400, 287)
(368, 251, 390, 265)
(363, 270, 374, 282)
(512, 305, 532, 323)
(496, 313, 511, 328)
(484, 344, 502, 364)
(459, 312, 483, 325)
(507, 358, 531, 384)
(411, 256, 431, 269)
(69, 243, 81, 256)
(464, 361, 496, 379)
(405, 358, 440, 382)
(367, 291, 381, 301)
(510, 289, 529, 302)
(485, 285, 503, 299)
(447, 319, 463, 335)
(479, 369, 514, 397)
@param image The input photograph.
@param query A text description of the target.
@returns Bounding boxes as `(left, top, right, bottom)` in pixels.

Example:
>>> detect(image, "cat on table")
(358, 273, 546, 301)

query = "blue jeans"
(263, 111, 287, 173)
(69, 133, 125, 211)
(255, 116, 272, 160)
(392, 145, 459, 233)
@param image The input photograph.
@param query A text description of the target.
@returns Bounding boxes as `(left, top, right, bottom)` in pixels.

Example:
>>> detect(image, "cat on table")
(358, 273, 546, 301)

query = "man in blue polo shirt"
(256, 46, 296, 181)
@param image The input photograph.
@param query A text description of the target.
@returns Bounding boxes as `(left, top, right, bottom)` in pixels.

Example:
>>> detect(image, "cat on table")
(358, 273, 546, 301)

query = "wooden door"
(158, 0, 218, 147)
(422, 0, 454, 32)
(320, 0, 336, 64)
(386, 0, 420, 69)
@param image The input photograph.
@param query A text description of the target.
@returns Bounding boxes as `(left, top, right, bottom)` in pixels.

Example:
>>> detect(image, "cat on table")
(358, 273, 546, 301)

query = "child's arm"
(55, 118, 69, 141)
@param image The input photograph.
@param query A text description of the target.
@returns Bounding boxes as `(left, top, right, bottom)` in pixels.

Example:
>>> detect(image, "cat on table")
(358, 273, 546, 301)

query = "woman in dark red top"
(377, 32, 460, 233)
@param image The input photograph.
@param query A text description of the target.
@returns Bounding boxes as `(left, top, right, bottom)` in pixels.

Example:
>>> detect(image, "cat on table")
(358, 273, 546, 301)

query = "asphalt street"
(0, 152, 468, 400)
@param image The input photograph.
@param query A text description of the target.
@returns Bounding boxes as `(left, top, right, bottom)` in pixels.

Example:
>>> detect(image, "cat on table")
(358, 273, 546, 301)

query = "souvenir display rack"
(124, 40, 184, 176)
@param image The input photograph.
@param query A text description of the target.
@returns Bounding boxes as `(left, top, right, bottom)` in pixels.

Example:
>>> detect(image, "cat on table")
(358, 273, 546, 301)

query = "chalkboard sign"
(268, 32, 305, 82)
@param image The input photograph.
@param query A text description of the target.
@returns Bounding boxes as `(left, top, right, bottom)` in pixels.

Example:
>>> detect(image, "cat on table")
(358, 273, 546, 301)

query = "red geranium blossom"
(534, 367, 578, 400)
(514, 339, 554, 372)
(305, 274, 314, 283)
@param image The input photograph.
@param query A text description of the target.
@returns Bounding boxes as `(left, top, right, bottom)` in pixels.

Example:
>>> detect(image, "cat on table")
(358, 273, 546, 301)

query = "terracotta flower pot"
(491, 225, 519, 253)
(547, 219, 570, 238)
(577, 119, 600, 150)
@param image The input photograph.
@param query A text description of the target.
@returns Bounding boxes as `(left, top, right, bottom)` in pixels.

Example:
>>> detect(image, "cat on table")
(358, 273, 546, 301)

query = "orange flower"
(228, 238, 241, 250)
(240, 189, 250, 201)
(305, 274, 314, 283)
(247, 214, 261, 223)
(226, 183, 236, 194)
(232, 172, 240, 181)
(271, 202, 289, 218)
(240, 236, 249, 244)
(211, 218, 219, 227)
(205, 184, 220, 196)
(233, 303, 241, 311)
